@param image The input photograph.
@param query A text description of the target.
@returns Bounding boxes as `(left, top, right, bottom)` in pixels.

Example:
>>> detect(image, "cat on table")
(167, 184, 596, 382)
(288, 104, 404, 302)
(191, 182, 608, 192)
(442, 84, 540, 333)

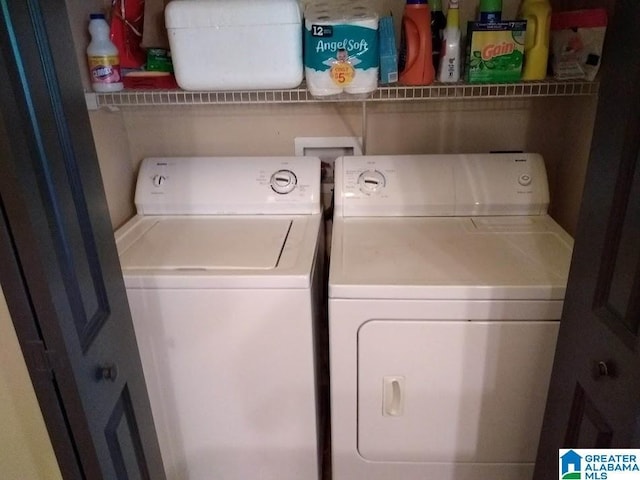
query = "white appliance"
(115, 156, 324, 480)
(328, 153, 574, 480)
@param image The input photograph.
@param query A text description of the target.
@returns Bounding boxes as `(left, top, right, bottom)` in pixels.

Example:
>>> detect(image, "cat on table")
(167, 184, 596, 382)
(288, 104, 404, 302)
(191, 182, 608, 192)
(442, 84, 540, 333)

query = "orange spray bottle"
(398, 0, 435, 85)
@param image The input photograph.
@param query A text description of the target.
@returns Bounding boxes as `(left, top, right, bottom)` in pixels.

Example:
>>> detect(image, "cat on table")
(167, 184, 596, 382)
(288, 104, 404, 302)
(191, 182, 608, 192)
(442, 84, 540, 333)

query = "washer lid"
(329, 215, 574, 300)
(119, 217, 290, 270)
(116, 215, 321, 289)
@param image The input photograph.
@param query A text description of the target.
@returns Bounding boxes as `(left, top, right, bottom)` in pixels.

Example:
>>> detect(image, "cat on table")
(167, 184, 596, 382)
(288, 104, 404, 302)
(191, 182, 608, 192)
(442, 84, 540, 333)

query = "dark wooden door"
(0, 0, 166, 478)
(535, 0, 640, 476)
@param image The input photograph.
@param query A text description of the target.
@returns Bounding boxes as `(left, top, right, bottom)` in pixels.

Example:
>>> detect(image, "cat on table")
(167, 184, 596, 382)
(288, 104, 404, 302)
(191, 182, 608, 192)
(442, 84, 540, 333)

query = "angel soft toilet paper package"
(304, 2, 379, 97)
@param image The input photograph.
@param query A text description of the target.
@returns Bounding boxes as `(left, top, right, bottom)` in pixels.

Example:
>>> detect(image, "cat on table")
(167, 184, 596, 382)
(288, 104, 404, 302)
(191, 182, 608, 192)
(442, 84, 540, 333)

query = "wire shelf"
(92, 79, 599, 108)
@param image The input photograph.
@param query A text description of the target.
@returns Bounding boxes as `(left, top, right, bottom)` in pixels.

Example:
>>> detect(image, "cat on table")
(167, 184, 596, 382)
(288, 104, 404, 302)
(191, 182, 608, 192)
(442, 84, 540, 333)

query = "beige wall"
(93, 97, 596, 236)
(90, 109, 137, 229)
(0, 287, 63, 480)
(527, 96, 597, 235)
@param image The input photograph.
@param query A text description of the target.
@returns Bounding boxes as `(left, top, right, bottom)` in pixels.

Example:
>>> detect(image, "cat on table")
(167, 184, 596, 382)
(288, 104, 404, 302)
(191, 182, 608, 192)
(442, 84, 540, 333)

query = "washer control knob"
(358, 170, 386, 194)
(270, 169, 297, 194)
(152, 174, 166, 187)
(518, 173, 532, 186)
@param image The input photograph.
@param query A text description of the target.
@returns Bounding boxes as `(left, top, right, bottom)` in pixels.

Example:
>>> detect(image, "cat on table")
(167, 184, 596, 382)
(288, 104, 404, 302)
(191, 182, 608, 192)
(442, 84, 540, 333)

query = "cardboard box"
(141, 0, 171, 49)
(146, 48, 173, 73)
(123, 71, 178, 89)
(378, 15, 398, 84)
(465, 21, 527, 84)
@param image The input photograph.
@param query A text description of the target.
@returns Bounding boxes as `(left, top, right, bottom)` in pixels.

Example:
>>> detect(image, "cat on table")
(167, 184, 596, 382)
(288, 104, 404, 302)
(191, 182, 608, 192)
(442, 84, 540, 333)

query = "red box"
(123, 71, 179, 89)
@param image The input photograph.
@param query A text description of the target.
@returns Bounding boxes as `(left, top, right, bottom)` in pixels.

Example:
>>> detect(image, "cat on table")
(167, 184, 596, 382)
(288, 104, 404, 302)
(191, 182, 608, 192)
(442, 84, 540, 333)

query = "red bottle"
(398, 0, 435, 85)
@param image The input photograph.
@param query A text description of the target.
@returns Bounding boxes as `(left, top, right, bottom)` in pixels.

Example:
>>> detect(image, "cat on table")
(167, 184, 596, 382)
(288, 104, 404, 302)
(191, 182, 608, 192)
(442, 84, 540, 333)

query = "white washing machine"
(115, 156, 324, 480)
(328, 153, 574, 480)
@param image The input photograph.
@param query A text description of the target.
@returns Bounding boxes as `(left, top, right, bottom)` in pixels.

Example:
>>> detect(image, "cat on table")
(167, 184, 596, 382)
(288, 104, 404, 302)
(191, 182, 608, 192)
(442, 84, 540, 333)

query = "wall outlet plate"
(294, 136, 362, 184)
(295, 136, 362, 213)
(295, 136, 362, 158)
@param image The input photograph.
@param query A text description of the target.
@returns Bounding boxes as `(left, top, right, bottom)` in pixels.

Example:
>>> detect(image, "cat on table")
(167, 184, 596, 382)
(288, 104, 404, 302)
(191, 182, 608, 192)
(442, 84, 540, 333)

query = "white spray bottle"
(437, 0, 461, 83)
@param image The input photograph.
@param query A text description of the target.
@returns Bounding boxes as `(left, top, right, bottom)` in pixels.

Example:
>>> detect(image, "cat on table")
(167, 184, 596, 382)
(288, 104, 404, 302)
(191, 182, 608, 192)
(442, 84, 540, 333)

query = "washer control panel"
(135, 156, 321, 215)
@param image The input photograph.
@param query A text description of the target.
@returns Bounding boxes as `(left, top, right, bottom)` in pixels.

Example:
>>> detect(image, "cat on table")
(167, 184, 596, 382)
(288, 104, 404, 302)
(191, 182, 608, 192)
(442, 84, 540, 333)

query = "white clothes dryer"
(115, 156, 324, 480)
(328, 153, 573, 480)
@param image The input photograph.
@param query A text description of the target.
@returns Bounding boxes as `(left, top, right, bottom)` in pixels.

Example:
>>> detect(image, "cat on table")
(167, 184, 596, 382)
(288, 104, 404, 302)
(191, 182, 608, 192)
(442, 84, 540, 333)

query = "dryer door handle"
(383, 376, 405, 416)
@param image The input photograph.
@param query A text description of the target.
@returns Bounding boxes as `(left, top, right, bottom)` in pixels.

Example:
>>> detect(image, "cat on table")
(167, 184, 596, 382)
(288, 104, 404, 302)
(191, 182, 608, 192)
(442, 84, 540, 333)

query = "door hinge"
(25, 340, 57, 376)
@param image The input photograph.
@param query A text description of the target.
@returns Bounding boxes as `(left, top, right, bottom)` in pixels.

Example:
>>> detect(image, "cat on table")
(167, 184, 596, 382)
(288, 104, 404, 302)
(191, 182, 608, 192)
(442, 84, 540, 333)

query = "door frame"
(0, 200, 85, 479)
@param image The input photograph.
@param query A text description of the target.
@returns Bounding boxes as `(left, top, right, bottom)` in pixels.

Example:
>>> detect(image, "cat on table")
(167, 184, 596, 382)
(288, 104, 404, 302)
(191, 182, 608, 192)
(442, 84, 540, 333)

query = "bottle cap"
(479, 0, 502, 13)
(446, 0, 460, 26)
(428, 0, 443, 10)
(406, 0, 427, 4)
(89, 13, 105, 20)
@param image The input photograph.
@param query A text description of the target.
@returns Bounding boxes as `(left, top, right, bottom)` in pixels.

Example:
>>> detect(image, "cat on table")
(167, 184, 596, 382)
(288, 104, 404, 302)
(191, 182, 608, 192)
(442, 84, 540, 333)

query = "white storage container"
(165, 0, 303, 91)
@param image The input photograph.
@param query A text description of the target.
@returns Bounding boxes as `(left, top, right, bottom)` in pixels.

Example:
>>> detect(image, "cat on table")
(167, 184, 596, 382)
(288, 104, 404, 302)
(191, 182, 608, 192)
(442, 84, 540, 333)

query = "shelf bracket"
(85, 92, 98, 111)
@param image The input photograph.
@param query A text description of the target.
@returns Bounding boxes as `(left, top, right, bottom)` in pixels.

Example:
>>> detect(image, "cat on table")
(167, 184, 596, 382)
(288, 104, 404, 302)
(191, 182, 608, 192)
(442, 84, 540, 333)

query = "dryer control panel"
(335, 153, 550, 217)
(135, 156, 321, 215)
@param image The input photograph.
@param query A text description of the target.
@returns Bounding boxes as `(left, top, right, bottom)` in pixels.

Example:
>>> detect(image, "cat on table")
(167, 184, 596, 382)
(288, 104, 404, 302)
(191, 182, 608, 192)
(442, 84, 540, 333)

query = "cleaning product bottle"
(398, 0, 435, 85)
(429, 0, 447, 72)
(479, 0, 502, 22)
(518, 0, 552, 80)
(437, 0, 461, 82)
(87, 13, 123, 92)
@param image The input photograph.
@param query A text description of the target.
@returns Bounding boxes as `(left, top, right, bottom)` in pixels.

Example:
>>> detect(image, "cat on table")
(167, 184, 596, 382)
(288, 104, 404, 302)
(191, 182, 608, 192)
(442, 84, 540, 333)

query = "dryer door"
(357, 320, 558, 463)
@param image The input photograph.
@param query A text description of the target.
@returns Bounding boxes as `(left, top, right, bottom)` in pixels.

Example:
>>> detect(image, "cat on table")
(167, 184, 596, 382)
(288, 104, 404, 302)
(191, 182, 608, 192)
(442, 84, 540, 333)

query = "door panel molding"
(105, 385, 151, 480)
(593, 148, 640, 348)
(564, 382, 613, 448)
(4, 0, 111, 353)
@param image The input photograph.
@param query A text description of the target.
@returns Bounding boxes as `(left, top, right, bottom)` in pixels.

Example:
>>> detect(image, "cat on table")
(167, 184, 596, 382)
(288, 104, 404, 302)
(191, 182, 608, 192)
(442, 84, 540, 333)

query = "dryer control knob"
(518, 173, 532, 186)
(358, 170, 386, 194)
(152, 174, 167, 187)
(270, 169, 297, 194)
